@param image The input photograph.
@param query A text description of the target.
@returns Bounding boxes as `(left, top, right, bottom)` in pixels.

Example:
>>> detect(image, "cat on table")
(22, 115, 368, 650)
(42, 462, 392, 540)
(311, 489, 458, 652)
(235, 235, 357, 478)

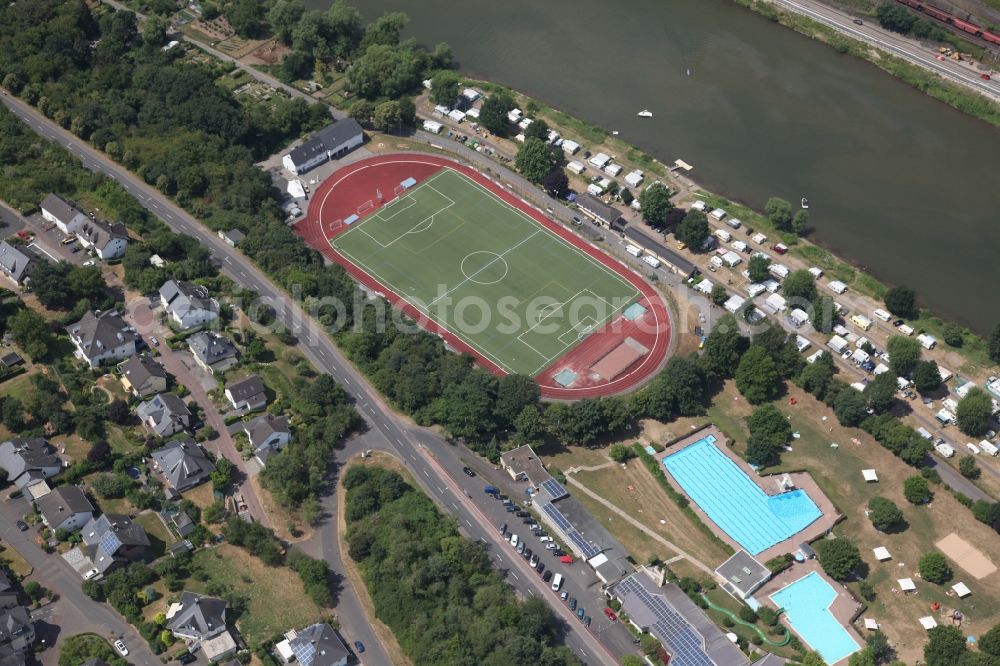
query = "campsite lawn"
(331, 168, 639, 376)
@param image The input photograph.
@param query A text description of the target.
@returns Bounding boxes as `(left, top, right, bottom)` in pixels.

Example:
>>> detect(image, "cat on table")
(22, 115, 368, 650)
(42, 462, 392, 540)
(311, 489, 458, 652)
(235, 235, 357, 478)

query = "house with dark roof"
(137, 393, 192, 437)
(118, 355, 168, 398)
(274, 623, 349, 666)
(244, 414, 291, 466)
(166, 592, 228, 641)
(0, 439, 61, 489)
(35, 485, 94, 533)
(224, 375, 266, 411)
(80, 513, 150, 575)
(218, 229, 245, 247)
(171, 511, 196, 538)
(40, 193, 87, 234)
(0, 353, 23, 371)
(575, 193, 625, 229)
(66, 310, 136, 368)
(281, 119, 364, 175)
(188, 332, 239, 375)
(151, 439, 215, 492)
(0, 606, 34, 659)
(76, 219, 128, 260)
(159, 280, 220, 331)
(0, 243, 38, 286)
(0, 573, 18, 611)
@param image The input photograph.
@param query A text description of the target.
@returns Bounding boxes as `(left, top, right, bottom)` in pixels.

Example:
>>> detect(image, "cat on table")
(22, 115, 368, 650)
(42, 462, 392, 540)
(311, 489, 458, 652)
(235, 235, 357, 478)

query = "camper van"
(625, 244, 642, 257)
(642, 255, 661, 268)
(851, 315, 873, 331)
(873, 308, 891, 322)
(551, 574, 563, 591)
(714, 229, 732, 243)
(935, 441, 956, 458)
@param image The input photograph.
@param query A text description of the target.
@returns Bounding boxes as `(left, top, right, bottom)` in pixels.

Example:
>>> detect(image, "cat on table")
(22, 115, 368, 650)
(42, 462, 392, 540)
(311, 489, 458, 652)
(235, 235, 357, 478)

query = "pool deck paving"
(756, 560, 865, 666)
(654, 425, 840, 563)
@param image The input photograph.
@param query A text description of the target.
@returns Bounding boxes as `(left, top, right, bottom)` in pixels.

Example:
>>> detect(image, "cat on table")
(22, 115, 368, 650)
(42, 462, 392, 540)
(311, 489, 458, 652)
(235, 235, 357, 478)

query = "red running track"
(296, 154, 670, 399)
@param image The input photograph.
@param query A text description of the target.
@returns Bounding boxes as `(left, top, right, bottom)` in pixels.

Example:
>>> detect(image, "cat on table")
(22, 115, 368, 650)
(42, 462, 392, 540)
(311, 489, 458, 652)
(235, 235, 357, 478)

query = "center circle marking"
(461, 251, 509, 285)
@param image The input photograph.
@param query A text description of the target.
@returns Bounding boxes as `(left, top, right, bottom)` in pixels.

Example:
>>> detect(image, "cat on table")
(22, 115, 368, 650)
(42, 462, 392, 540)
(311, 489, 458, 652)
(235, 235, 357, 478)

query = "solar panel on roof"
(99, 531, 122, 555)
(540, 477, 569, 501)
(614, 576, 714, 666)
(292, 640, 316, 666)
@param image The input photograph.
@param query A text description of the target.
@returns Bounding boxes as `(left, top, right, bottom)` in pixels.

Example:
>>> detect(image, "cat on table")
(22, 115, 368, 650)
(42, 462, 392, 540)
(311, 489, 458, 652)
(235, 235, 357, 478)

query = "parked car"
(84, 568, 99, 580)
(114, 640, 129, 657)
(15, 520, 27, 532)
(149, 336, 159, 347)
(542, 570, 552, 583)
(523, 548, 532, 561)
(354, 641, 365, 654)
(177, 652, 197, 664)
(546, 542, 558, 550)
(584, 616, 591, 627)
(498, 522, 507, 535)
(515, 511, 529, 518)
(604, 607, 618, 622)
(530, 554, 539, 567)
(577, 608, 586, 621)
(560, 591, 569, 602)
(568, 598, 577, 611)
(516, 541, 525, 554)
(853, 18, 863, 25)
(462, 466, 475, 477)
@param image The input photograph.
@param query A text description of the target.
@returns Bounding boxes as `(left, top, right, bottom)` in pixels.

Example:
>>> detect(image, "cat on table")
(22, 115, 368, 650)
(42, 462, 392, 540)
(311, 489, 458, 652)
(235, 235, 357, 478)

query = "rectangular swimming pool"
(661, 436, 822, 554)
(769, 572, 861, 664)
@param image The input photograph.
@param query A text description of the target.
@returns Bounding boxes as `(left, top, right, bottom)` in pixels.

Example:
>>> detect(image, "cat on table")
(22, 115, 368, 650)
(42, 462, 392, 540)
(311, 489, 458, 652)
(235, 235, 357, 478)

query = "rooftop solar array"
(542, 502, 601, 559)
(540, 477, 569, 501)
(99, 531, 122, 556)
(614, 576, 715, 666)
(291, 639, 315, 666)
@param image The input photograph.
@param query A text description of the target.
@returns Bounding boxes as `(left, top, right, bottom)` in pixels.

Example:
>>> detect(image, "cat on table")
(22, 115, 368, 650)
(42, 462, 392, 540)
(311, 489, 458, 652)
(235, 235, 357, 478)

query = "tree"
(268, 0, 306, 44)
(541, 169, 569, 198)
(735, 345, 781, 404)
(862, 372, 897, 414)
(816, 538, 860, 581)
(226, 0, 266, 38)
(280, 50, 314, 82)
(676, 210, 709, 250)
(430, 69, 461, 105)
(868, 496, 904, 532)
(748, 255, 770, 283)
(958, 455, 980, 480)
(866, 630, 893, 663)
(903, 475, 932, 504)
(834, 386, 867, 427)
(924, 626, 967, 666)
(142, 16, 168, 48)
(989, 323, 1000, 363)
(638, 184, 672, 228)
(919, 552, 953, 584)
(2, 398, 24, 433)
(516, 138, 559, 183)
(942, 323, 964, 347)
(849, 647, 876, 666)
(765, 197, 793, 231)
(884, 286, 917, 319)
(782, 270, 817, 303)
(106, 399, 130, 425)
(745, 404, 792, 467)
(709, 284, 728, 306)
(639, 356, 707, 420)
(699, 314, 748, 379)
(524, 118, 550, 142)
(980, 623, 1000, 657)
(8, 309, 53, 360)
(479, 92, 515, 135)
(372, 100, 401, 132)
(792, 209, 809, 235)
(640, 634, 661, 655)
(956, 388, 993, 437)
(886, 336, 921, 376)
(798, 352, 835, 399)
(913, 360, 941, 393)
(494, 374, 540, 428)
(609, 443, 636, 463)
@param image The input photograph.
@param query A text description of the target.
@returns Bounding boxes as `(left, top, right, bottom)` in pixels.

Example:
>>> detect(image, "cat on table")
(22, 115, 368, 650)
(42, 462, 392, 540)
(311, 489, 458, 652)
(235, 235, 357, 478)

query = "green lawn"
(332, 168, 640, 375)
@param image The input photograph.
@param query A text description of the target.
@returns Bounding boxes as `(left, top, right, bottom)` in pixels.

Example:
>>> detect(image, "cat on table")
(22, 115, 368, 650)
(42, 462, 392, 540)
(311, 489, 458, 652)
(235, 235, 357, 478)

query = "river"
(309, 0, 1000, 335)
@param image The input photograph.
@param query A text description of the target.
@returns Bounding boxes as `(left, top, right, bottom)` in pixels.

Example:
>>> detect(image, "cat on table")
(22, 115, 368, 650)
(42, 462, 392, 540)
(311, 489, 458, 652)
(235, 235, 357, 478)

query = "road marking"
(511, 572, 519, 580)
(422, 468, 429, 478)
(436, 486, 444, 494)
(464, 519, 473, 527)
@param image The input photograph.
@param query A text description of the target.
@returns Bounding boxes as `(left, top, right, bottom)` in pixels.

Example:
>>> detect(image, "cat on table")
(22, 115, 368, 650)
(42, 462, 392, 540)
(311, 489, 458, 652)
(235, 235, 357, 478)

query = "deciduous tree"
(735, 345, 781, 404)
(887, 336, 921, 376)
(868, 496, 904, 532)
(913, 360, 941, 393)
(956, 388, 992, 437)
(479, 92, 515, 135)
(765, 197, 792, 231)
(781, 269, 817, 303)
(884, 286, 917, 319)
(919, 552, 952, 584)
(676, 210, 709, 250)
(816, 538, 860, 581)
(903, 475, 931, 504)
(515, 138, 559, 183)
(745, 403, 792, 467)
(638, 183, 672, 228)
(430, 69, 461, 105)
(748, 255, 770, 283)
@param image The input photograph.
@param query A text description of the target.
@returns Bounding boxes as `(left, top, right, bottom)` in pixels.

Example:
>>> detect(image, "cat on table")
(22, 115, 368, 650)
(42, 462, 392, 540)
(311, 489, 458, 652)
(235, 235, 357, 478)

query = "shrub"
(868, 496, 905, 532)
(918, 552, 953, 584)
(903, 475, 932, 504)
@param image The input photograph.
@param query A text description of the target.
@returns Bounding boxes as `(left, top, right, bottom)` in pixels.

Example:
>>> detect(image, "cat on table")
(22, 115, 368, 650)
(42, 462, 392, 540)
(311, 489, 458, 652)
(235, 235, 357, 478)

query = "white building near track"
(282, 119, 364, 175)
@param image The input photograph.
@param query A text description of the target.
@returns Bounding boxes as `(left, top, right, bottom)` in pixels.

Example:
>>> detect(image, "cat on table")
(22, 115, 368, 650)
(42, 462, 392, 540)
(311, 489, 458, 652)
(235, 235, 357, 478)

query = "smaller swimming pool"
(770, 572, 860, 664)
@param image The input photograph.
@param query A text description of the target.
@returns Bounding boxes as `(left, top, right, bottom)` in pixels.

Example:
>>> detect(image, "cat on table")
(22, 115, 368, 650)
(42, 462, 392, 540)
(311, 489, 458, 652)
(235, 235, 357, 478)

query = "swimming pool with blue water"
(770, 572, 861, 664)
(662, 436, 822, 554)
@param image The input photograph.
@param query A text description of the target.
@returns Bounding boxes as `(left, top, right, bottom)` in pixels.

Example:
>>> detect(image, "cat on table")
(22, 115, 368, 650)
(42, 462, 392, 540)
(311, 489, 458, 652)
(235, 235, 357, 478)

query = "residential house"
(171, 511, 196, 538)
(35, 485, 94, 533)
(282, 119, 364, 175)
(188, 332, 239, 375)
(137, 393, 192, 437)
(0, 573, 18, 611)
(40, 193, 87, 234)
(118, 355, 168, 398)
(159, 280, 219, 331)
(244, 414, 291, 466)
(0, 243, 38, 286)
(0, 439, 62, 489)
(274, 623, 350, 666)
(151, 439, 215, 492)
(65, 310, 136, 368)
(0, 353, 23, 371)
(166, 592, 229, 642)
(218, 229, 245, 247)
(0, 606, 34, 659)
(76, 219, 128, 260)
(224, 375, 266, 411)
(80, 513, 150, 576)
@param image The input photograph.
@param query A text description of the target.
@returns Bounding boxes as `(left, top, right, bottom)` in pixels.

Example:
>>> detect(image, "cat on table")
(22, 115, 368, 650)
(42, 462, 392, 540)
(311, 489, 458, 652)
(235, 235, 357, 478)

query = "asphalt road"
(0, 496, 159, 664)
(769, 0, 1000, 101)
(0, 93, 625, 665)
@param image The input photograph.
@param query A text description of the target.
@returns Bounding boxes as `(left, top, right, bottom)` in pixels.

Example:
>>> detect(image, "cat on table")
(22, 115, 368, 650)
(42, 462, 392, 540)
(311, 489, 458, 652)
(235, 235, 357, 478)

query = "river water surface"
(312, 0, 1000, 334)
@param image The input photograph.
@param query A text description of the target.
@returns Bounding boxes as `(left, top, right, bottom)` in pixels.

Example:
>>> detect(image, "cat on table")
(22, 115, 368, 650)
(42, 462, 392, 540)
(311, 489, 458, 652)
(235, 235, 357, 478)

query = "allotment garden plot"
(331, 168, 640, 376)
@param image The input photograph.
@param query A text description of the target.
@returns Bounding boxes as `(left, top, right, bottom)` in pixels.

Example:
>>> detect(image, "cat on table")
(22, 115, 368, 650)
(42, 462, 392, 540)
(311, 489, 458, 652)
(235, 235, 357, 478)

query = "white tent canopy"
(919, 616, 938, 630)
(863, 469, 879, 482)
(898, 578, 916, 592)
(873, 547, 891, 561)
(952, 582, 971, 598)
(864, 619, 880, 630)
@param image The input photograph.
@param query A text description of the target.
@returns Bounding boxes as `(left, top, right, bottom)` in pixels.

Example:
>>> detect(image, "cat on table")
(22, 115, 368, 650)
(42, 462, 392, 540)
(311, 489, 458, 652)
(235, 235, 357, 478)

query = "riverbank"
(732, 0, 1000, 127)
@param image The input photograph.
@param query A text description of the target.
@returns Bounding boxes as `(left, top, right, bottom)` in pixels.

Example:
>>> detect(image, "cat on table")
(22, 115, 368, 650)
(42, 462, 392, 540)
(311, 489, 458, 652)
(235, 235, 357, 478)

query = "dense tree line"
(344, 465, 581, 666)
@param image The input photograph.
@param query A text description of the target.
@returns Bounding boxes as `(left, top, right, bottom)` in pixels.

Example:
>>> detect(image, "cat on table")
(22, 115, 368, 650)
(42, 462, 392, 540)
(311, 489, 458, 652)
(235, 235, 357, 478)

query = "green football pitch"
(331, 168, 641, 376)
